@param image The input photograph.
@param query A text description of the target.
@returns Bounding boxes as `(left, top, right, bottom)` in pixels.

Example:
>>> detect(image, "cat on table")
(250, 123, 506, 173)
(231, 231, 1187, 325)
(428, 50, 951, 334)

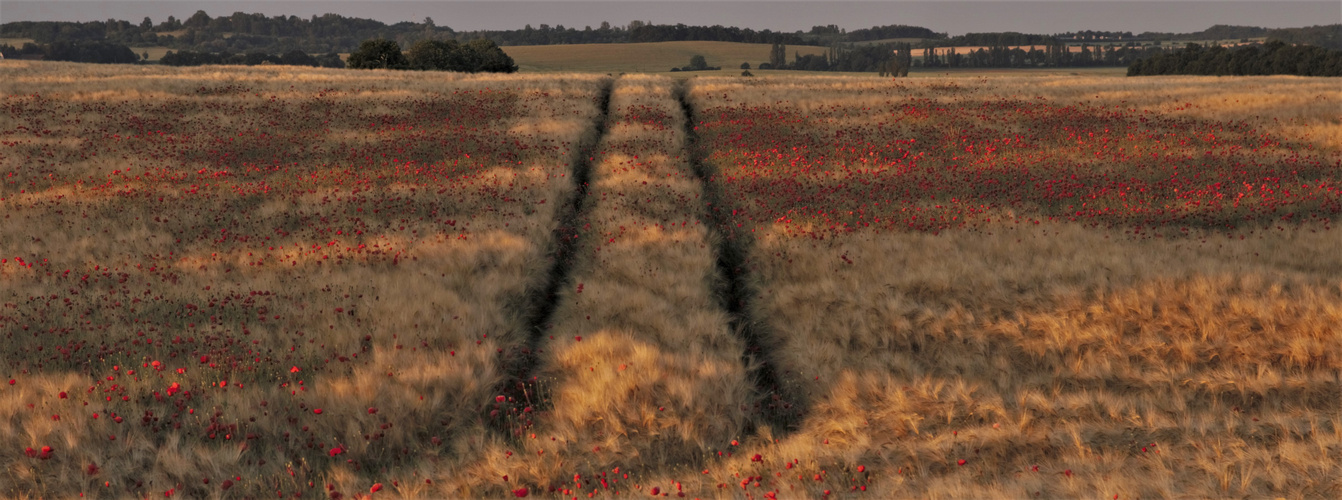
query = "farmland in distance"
(1, 61, 1340, 498)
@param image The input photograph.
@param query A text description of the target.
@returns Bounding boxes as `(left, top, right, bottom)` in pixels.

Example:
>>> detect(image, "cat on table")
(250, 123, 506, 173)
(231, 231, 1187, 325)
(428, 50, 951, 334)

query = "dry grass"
(443, 75, 757, 497)
(729, 73, 1342, 150)
(1, 61, 1339, 499)
(536, 75, 751, 461)
(685, 74, 1342, 498)
(0, 61, 605, 498)
(718, 223, 1342, 497)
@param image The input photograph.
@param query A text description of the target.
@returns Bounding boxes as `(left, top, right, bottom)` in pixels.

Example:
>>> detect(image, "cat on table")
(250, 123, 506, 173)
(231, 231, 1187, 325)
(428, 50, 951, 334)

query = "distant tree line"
(451, 21, 818, 47)
(917, 43, 1165, 68)
(0, 14, 395, 54)
(0, 13, 828, 55)
(346, 38, 517, 73)
(0, 40, 138, 63)
(1257, 25, 1340, 51)
(805, 26, 1053, 47)
(625, 23, 811, 45)
(807, 25, 1054, 47)
(1128, 41, 1342, 76)
(1056, 25, 1341, 50)
(4, 12, 1335, 69)
(1133, 25, 1340, 50)
(1134, 25, 1271, 42)
(160, 49, 344, 68)
(14, 12, 1236, 55)
(758, 40, 1166, 73)
(1056, 30, 1137, 42)
(844, 25, 940, 42)
(937, 32, 1057, 48)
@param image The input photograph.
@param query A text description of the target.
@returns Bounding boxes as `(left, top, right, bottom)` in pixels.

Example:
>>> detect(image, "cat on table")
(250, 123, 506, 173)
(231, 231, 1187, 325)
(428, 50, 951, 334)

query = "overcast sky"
(2, 1, 1338, 35)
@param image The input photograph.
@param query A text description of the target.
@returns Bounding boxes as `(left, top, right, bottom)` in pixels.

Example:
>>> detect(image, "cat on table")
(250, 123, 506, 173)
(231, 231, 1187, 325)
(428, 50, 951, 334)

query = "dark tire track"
(489, 77, 614, 439)
(674, 79, 806, 436)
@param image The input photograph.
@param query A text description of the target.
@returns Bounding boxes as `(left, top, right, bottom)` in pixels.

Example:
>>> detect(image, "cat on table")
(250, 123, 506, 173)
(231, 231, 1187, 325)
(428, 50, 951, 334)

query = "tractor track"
(488, 77, 614, 438)
(674, 79, 805, 435)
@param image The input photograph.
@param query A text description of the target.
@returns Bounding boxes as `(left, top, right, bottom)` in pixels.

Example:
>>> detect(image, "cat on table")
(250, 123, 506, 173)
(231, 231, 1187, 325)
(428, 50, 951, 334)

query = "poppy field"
(686, 75, 1342, 497)
(0, 62, 610, 498)
(2, 61, 1341, 499)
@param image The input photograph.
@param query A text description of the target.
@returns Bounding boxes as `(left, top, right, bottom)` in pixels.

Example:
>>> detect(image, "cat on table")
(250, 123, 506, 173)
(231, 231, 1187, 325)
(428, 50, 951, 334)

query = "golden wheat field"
(1, 60, 1340, 499)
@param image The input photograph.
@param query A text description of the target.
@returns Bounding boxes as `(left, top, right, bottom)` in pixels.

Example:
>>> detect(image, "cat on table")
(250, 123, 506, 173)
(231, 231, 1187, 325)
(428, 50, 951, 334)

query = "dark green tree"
(315, 52, 346, 69)
(466, 39, 517, 73)
(407, 39, 462, 70)
(243, 52, 276, 65)
(183, 10, 212, 29)
(689, 54, 708, 70)
(896, 42, 912, 75)
(279, 49, 315, 66)
(347, 39, 408, 69)
(769, 42, 787, 68)
(44, 41, 139, 63)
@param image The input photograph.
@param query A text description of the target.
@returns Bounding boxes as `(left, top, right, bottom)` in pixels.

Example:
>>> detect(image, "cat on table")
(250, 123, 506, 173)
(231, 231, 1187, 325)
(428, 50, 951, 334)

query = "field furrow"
(677, 80, 807, 432)
(478, 75, 755, 496)
(489, 76, 613, 438)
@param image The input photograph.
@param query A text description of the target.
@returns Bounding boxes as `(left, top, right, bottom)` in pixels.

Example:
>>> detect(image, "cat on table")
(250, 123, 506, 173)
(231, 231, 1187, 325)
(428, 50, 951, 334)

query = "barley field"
(1, 61, 1340, 499)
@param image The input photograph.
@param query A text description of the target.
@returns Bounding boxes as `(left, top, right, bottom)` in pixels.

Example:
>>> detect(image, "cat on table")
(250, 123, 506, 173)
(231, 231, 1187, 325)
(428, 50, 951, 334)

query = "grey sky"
(1, 1, 1338, 36)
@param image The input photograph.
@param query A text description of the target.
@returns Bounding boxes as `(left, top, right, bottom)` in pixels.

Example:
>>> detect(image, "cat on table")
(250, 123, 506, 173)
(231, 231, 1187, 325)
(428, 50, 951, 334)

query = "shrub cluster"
(347, 38, 517, 73)
(160, 49, 344, 68)
(0, 40, 138, 63)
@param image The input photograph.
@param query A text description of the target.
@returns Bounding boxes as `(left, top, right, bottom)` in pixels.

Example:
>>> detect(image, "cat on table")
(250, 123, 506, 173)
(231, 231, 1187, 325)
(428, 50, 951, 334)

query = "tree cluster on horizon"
(760, 40, 1171, 73)
(0, 40, 138, 63)
(346, 38, 518, 73)
(1128, 41, 1342, 76)
(160, 49, 344, 68)
(6, 10, 1333, 56)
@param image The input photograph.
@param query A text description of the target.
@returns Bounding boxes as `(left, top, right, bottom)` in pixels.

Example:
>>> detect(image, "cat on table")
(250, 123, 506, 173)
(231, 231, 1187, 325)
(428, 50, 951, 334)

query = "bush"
(315, 53, 345, 69)
(401, 38, 517, 73)
(43, 41, 139, 64)
(408, 39, 464, 71)
(689, 54, 708, 70)
(161, 49, 338, 68)
(347, 39, 408, 70)
(161, 50, 222, 66)
(468, 39, 518, 73)
(279, 49, 316, 66)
